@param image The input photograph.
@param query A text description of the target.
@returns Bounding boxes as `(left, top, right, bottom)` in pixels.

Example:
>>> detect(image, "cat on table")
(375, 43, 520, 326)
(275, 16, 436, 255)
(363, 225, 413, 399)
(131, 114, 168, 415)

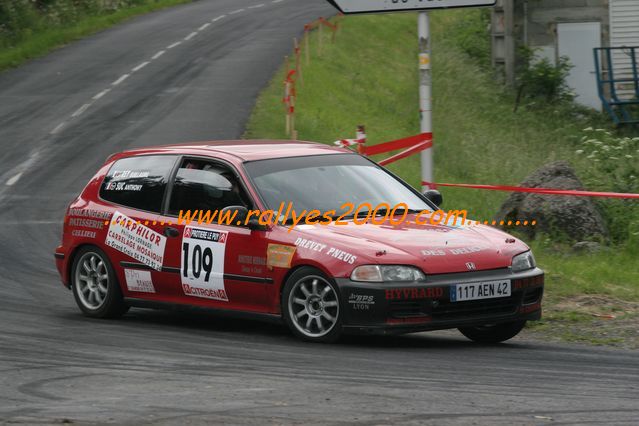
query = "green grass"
(246, 12, 609, 220)
(531, 240, 639, 302)
(246, 10, 639, 345)
(0, 0, 193, 72)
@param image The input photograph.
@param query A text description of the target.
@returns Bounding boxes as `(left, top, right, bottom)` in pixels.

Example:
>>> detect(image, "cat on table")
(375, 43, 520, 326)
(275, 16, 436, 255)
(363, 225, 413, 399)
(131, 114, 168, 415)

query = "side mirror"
(423, 189, 443, 207)
(247, 217, 267, 231)
(221, 205, 248, 224)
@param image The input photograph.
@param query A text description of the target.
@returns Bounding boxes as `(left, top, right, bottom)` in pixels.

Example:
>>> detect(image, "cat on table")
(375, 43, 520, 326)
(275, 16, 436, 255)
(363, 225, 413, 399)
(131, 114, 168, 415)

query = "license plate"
(450, 280, 511, 302)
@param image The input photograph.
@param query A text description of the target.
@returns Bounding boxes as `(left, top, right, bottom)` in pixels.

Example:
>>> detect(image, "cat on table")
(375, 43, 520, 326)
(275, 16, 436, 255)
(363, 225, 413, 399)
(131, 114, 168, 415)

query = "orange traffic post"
(356, 125, 366, 155)
(318, 19, 323, 56)
(294, 37, 302, 84)
(290, 91, 296, 140)
(329, 19, 338, 43)
(284, 80, 291, 136)
(304, 29, 310, 66)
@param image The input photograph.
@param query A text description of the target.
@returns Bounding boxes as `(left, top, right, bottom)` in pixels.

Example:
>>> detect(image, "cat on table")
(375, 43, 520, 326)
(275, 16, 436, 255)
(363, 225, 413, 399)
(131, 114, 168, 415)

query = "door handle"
(164, 227, 180, 238)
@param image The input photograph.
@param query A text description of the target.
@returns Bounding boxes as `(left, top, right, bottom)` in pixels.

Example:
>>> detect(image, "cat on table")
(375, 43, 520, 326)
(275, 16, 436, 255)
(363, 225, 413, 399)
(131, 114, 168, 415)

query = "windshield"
(243, 154, 431, 214)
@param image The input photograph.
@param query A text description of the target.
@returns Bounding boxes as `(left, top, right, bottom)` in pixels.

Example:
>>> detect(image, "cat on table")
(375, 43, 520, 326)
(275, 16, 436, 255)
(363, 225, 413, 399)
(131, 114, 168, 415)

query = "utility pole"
(325, 1, 495, 190)
(418, 12, 433, 190)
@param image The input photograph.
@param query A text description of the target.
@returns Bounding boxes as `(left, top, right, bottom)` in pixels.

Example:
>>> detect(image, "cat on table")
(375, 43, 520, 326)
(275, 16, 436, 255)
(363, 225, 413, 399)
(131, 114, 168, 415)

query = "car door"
(98, 154, 179, 300)
(156, 157, 272, 312)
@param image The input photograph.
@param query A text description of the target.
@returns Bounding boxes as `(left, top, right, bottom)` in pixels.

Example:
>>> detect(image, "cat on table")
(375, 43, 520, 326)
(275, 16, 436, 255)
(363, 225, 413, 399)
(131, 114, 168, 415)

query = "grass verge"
(0, 0, 193, 72)
(246, 11, 639, 348)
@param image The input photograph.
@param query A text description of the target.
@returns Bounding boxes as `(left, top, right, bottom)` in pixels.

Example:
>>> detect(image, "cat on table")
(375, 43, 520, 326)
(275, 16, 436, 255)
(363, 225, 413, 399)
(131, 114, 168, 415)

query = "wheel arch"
(276, 261, 339, 311)
(278, 263, 343, 342)
(67, 243, 118, 288)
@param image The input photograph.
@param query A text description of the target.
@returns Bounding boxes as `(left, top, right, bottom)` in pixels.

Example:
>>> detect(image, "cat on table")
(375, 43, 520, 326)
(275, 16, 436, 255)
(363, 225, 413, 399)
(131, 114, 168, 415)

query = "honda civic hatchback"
(54, 140, 544, 343)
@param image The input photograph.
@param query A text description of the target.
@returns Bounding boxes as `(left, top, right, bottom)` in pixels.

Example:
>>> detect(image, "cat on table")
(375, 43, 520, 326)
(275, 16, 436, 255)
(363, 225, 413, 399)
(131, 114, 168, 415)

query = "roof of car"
(117, 140, 351, 162)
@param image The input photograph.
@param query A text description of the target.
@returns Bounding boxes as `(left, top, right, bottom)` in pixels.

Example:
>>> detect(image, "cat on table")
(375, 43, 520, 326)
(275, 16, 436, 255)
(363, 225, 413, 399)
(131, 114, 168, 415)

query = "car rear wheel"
(458, 320, 526, 343)
(71, 246, 128, 318)
(282, 267, 342, 343)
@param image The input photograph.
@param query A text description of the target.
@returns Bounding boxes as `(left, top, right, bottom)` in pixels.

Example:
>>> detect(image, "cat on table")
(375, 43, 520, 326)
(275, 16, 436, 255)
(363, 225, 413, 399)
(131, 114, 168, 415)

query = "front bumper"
(337, 267, 544, 335)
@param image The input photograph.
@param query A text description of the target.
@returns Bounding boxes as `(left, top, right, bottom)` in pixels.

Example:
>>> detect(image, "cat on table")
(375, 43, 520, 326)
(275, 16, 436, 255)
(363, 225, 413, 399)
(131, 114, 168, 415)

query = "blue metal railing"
(594, 46, 639, 126)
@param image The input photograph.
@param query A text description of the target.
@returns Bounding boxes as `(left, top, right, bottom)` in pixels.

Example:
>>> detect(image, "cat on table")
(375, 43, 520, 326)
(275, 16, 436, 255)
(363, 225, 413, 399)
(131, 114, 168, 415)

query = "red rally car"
(55, 141, 544, 343)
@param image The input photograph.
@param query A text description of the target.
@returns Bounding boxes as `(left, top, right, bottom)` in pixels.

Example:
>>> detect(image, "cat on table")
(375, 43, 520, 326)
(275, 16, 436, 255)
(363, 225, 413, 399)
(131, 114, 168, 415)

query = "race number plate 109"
(450, 280, 511, 302)
(181, 226, 228, 302)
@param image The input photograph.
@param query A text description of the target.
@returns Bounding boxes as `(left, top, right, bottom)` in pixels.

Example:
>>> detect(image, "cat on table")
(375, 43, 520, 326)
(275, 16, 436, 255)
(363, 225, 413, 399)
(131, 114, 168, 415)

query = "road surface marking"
(112, 74, 130, 86)
(0, 147, 40, 199)
(71, 103, 91, 118)
(6, 172, 23, 186)
(132, 61, 149, 72)
(7, 3, 278, 192)
(50, 122, 66, 135)
(92, 89, 110, 100)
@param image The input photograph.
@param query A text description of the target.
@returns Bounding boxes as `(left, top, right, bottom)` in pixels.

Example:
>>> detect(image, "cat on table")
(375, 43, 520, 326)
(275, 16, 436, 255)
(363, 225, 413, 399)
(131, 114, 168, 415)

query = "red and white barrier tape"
(304, 16, 341, 32)
(334, 138, 364, 148)
(355, 132, 433, 166)
(336, 130, 638, 199)
(421, 182, 639, 199)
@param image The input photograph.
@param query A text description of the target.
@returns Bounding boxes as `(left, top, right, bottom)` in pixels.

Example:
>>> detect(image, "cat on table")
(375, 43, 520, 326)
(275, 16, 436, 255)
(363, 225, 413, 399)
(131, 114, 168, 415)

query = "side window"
(168, 159, 251, 215)
(100, 155, 177, 213)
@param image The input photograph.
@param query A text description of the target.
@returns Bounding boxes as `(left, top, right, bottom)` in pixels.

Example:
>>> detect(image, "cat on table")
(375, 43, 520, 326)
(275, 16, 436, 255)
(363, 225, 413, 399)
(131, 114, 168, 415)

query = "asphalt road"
(0, 0, 638, 424)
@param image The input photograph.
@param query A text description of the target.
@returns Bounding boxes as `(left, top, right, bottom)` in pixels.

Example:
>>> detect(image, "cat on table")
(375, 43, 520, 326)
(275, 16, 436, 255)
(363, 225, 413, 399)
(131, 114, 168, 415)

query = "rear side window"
(100, 155, 177, 213)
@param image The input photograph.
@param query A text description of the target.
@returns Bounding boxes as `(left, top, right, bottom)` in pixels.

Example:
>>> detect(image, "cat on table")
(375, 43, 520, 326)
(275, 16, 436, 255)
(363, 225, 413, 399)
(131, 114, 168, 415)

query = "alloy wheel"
(74, 252, 109, 310)
(288, 275, 340, 338)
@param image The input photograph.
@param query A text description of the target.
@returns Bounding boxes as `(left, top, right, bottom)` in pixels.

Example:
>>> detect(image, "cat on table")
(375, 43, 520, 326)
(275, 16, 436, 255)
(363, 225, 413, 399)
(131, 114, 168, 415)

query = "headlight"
(351, 265, 426, 282)
(511, 251, 536, 272)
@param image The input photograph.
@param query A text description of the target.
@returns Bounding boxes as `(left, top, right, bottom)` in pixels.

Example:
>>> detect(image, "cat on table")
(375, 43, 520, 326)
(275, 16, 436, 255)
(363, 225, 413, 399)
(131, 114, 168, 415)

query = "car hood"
(292, 215, 529, 274)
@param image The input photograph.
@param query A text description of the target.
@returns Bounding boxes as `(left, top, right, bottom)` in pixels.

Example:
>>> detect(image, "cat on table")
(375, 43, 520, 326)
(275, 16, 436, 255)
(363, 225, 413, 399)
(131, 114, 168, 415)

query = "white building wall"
(609, 0, 639, 99)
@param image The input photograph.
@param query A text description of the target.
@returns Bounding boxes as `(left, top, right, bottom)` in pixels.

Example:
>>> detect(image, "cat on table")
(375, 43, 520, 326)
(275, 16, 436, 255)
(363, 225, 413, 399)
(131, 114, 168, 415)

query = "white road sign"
(327, 0, 496, 14)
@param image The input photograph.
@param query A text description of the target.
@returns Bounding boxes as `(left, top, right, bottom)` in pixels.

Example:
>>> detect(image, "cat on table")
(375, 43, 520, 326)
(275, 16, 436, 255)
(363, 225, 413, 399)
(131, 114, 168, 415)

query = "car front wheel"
(71, 246, 128, 318)
(458, 320, 526, 343)
(282, 267, 342, 343)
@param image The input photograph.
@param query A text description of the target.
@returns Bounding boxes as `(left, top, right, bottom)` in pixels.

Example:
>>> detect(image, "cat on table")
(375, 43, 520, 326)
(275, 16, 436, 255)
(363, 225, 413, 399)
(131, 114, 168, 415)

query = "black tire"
(458, 320, 526, 343)
(281, 267, 343, 343)
(71, 246, 129, 319)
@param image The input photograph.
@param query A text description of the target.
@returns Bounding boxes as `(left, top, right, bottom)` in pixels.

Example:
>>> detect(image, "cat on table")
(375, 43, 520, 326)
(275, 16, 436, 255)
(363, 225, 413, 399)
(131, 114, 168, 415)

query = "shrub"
(0, 0, 41, 45)
(447, 8, 491, 68)
(576, 128, 639, 242)
(0, 0, 153, 48)
(516, 45, 574, 104)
